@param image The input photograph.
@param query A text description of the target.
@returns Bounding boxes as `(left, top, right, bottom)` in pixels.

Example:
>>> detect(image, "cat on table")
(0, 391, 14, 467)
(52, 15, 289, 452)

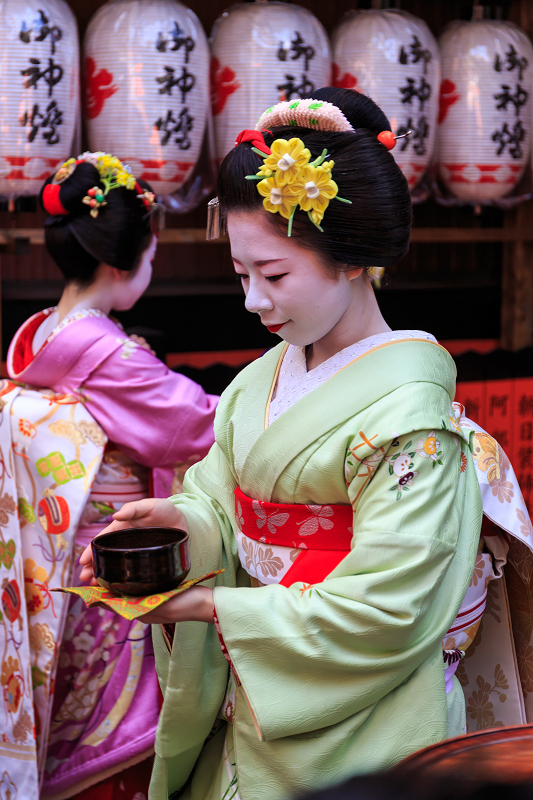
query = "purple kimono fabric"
(8, 310, 218, 797)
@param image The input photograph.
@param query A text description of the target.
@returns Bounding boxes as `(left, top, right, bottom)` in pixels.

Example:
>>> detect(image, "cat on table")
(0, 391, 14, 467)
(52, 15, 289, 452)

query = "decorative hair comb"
(205, 100, 411, 240)
(42, 152, 157, 219)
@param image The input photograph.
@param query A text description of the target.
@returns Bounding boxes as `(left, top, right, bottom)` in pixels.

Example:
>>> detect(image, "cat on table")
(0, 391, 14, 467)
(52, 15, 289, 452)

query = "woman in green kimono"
(80, 88, 483, 800)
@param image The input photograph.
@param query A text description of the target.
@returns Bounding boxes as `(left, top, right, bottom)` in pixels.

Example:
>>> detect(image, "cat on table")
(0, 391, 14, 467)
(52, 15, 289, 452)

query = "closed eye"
(265, 273, 288, 283)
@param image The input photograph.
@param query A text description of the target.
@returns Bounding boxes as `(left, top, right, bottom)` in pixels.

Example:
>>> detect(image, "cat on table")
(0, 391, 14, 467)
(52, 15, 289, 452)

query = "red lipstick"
(266, 323, 286, 333)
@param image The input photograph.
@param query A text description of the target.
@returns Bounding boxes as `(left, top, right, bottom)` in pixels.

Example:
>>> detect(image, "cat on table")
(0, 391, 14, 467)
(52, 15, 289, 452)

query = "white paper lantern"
(437, 20, 533, 202)
(0, 0, 79, 197)
(211, 1, 331, 166)
(332, 9, 440, 192)
(84, 0, 210, 197)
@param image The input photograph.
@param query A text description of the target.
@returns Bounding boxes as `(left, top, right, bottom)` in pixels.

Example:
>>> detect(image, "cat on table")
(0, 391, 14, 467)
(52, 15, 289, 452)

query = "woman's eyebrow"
(231, 257, 288, 267)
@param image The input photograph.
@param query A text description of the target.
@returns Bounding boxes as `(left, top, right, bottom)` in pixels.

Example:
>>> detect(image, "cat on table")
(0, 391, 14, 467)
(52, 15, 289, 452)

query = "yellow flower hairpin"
(245, 137, 351, 236)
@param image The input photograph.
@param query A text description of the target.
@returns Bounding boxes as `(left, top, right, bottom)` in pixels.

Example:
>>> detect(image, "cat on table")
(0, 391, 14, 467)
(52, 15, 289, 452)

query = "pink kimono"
(7, 307, 218, 799)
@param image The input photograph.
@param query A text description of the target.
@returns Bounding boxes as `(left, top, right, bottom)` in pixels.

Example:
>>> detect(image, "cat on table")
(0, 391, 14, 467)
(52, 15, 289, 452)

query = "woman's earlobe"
(346, 267, 364, 280)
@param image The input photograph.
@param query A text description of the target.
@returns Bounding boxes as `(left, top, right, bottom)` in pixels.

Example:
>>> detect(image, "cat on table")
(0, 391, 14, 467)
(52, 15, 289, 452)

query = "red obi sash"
(234, 486, 353, 587)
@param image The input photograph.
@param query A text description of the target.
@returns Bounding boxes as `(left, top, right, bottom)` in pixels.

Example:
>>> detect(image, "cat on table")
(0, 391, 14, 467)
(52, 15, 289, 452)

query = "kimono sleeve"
(79, 340, 218, 468)
(212, 429, 481, 742)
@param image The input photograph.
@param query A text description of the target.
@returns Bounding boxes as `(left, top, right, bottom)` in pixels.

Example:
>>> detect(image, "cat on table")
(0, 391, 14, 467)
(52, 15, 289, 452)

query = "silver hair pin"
(206, 197, 227, 240)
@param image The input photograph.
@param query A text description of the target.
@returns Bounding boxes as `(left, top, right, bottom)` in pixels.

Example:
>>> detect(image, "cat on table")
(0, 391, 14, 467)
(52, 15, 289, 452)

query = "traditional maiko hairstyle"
(40, 155, 156, 286)
(217, 87, 412, 273)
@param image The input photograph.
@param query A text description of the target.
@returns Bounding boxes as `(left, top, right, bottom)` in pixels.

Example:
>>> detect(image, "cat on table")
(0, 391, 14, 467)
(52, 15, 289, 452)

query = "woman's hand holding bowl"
(79, 498, 189, 584)
(78, 498, 215, 624)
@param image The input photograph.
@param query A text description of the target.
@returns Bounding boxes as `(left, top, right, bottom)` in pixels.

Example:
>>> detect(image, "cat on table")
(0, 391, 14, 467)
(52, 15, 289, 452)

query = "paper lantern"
(333, 9, 440, 189)
(84, 0, 210, 198)
(211, 1, 331, 165)
(437, 20, 533, 202)
(332, 9, 440, 192)
(0, 0, 79, 197)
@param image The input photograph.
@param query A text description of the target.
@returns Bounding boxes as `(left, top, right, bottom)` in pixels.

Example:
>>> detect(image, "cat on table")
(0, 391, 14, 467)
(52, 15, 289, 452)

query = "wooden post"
(501, 203, 533, 350)
(500, 0, 533, 350)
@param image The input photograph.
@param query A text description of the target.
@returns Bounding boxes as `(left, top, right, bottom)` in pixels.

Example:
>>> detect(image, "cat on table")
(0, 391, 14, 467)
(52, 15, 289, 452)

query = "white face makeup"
(228, 210, 361, 352)
(113, 235, 156, 311)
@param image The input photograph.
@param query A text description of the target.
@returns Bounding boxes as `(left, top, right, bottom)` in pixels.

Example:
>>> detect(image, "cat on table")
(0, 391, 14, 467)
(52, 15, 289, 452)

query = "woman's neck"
(55, 277, 114, 324)
(306, 276, 390, 371)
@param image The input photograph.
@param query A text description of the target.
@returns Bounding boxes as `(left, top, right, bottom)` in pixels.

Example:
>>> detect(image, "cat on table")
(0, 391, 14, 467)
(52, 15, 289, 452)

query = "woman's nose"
(244, 282, 274, 314)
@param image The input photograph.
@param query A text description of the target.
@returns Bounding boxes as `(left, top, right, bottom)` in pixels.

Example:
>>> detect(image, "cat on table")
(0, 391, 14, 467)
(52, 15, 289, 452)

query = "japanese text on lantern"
(492, 44, 529, 159)
(154, 21, 196, 150)
(277, 31, 315, 102)
(396, 34, 432, 156)
(18, 9, 64, 145)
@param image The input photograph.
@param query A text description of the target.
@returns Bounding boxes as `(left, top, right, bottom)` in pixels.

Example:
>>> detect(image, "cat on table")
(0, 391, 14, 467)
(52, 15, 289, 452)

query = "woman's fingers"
(78, 499, 188, 583)
(112, 498, 158, 521)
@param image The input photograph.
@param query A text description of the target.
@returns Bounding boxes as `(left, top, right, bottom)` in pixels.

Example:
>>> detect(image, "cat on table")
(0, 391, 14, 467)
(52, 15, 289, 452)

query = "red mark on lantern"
(438, 78, 460, 124)
(211, 56, 240, 116)
(332, 63, 358, 91)
(84, 56, 118, 120)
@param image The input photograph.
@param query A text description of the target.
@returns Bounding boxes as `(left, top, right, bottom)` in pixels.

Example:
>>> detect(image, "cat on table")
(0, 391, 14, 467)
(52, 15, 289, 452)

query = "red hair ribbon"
(42, 183, 69, 216)
(234, 129, 271, 156)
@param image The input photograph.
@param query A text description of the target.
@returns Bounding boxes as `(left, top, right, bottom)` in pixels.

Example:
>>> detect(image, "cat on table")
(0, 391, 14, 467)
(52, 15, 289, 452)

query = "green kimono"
(151, 339, 482, 800)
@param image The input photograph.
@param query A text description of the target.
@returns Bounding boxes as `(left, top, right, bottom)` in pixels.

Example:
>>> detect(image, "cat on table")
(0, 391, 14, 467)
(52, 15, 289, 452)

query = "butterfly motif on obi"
(297, 505, 335, 536)
(252, 500, 289, 535)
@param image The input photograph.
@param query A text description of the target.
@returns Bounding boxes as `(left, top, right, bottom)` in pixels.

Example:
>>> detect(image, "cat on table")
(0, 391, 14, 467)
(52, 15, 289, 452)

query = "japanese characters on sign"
(396, 35, 433, 158)
(19, 9, 66, 146)
(277, 31, 316, 101)
(155, 21, 196, 152)
(491, 45, 529, 160)
(0, 0, 79, 196)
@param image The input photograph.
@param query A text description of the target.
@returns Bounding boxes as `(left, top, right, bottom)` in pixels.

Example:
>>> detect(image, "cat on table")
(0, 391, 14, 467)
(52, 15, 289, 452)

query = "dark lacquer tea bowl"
(92, 527, 191, 597)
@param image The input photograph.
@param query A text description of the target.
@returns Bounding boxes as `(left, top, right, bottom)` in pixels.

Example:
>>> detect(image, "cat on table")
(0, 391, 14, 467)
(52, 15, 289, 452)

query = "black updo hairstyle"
(40, 161, 154, 286)
(217, 87, 412, 274)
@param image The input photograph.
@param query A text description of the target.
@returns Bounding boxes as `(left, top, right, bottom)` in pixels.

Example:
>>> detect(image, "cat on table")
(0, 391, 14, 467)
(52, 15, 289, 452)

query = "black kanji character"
(399, 77, 431, 112)
(492, 120, 526, 158)
(494, 44, 528, 82)
(398, 35, 432, 76)
(464, 399, 481, 419)
(19, 9, 62, 55)
(155, 107, 194, 149)
(490, 395, 509, 416)
(490, 429, 509, 447)
(519, 446, 533, 470)
(519, 395, 533, 417)
(521, 422, 533, 441)
(518, 472, 533, 497)
(155, 21, 195, 63)
(20, 100, 63, 144)
(494, 83, 528, 116)
(21, 57, 63, 97)
(155, 65, 195, 103)
(277, 73, 315, 101)
(289, 32, 315, 71)
(396, 116, 429, 156)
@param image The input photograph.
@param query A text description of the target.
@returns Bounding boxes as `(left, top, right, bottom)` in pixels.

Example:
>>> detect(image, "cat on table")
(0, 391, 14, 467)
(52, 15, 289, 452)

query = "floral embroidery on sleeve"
(386, 432, 445, 502)
(415, 431, 444, 468)
(385, 439, 419, 501)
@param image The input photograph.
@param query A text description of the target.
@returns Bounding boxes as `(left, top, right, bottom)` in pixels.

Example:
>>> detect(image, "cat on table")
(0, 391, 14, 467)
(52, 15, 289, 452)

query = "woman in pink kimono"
(7, 153, 218, 800)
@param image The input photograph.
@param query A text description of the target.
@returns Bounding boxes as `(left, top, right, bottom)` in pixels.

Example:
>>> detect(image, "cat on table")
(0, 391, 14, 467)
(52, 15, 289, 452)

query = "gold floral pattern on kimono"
(472, 432, 514, 504)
